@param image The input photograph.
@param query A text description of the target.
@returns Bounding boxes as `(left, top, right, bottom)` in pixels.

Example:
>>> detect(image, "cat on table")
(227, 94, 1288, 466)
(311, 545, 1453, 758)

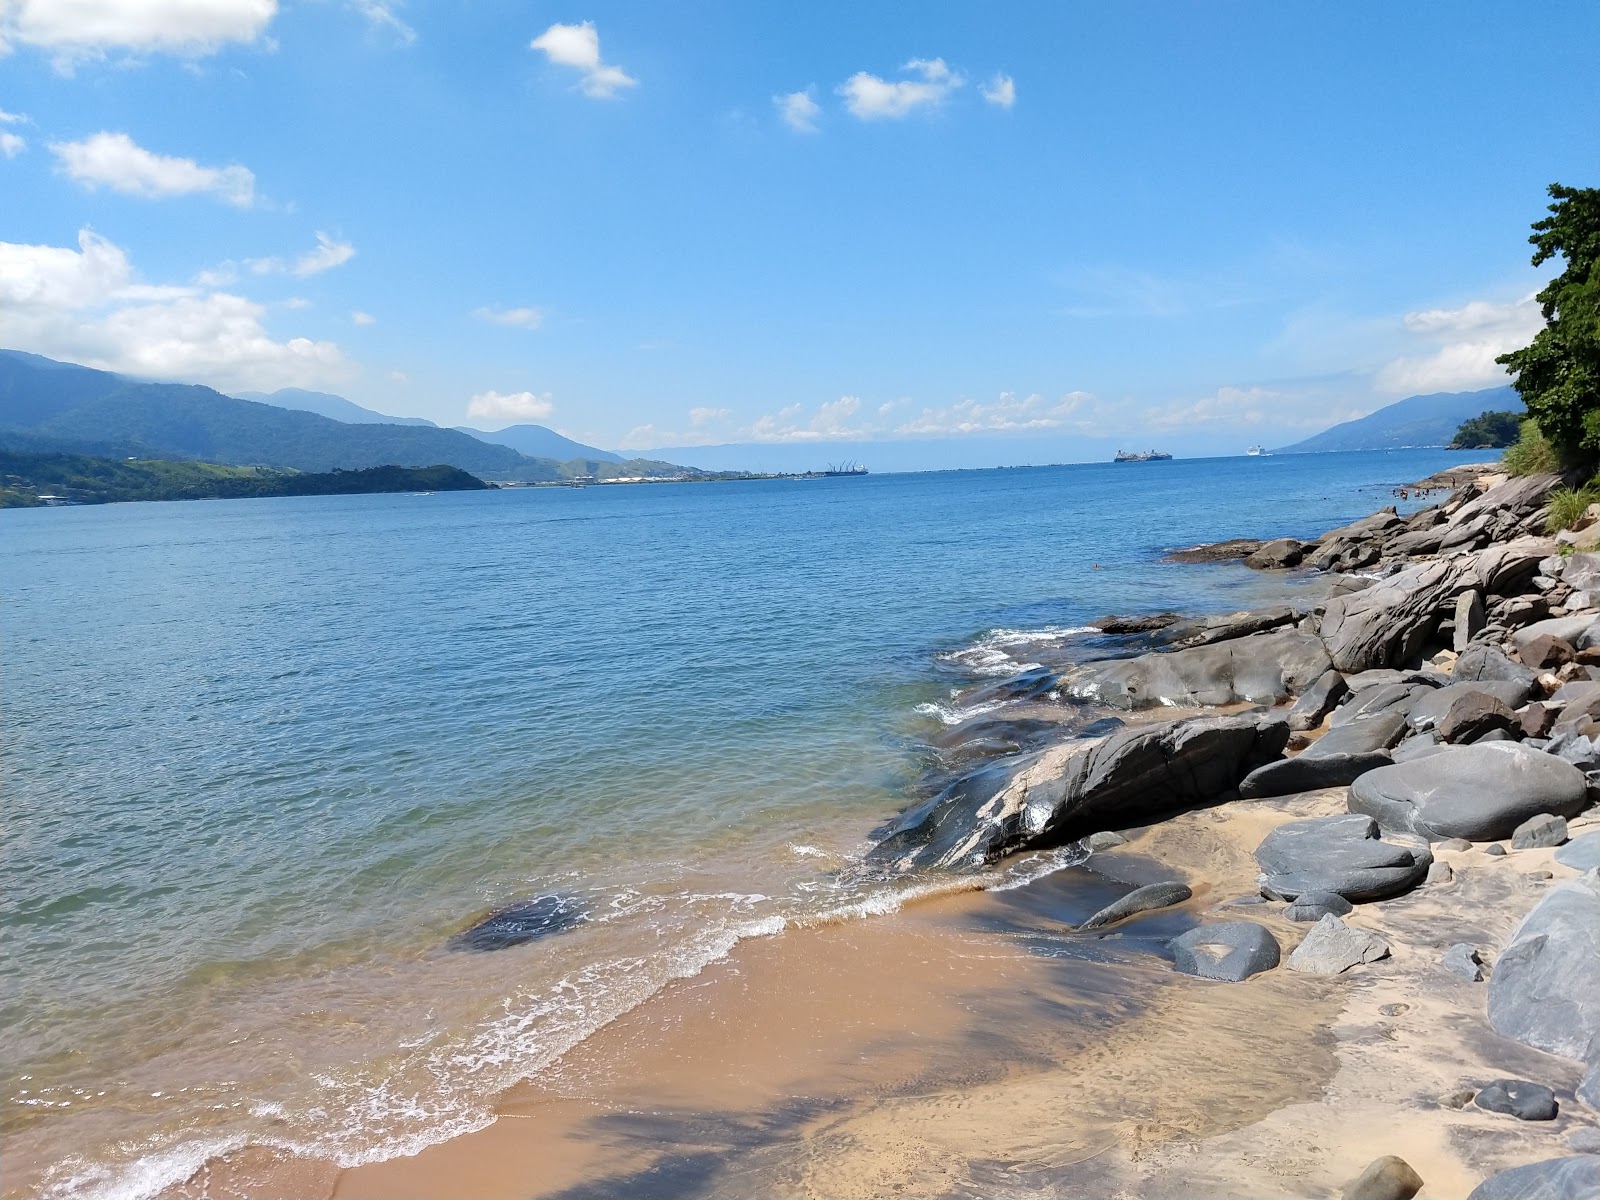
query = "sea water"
(1, 449, 1468, 1198)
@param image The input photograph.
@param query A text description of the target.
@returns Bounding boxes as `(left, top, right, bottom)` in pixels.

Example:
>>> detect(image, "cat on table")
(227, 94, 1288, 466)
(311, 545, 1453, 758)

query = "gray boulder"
(869, 712, 1289, 871)
(1438, 692, 1521, 743)
(1349, 743, 1588, 841)
(1245, 538, 1305, 570)
(1079, 881, 1193, 930)
(1284, 891, 1354, 922)
(1556, 832, 1600, 871)
(1256, 813, 1433, 902)
(1312, 535, 1382, 573)
(1288, 669, 1349, 731)
(1287, 913, 1391, 974)
(1408, 682, 1534, 732)
(1392, 734, 1446, 763)
(1343, 1155, 1423, 1200)
(1066, 630, 1331, 710)
(1443, 943, 1486, 982)
(1475, 1079, 1559, 1121)
(1169, 921, 1280, 982)
(1319, 558, 1465, 673)
(1466, 1155, 1600, 1200)
(1487, 869, 1600, 1061)
(1513, 813, 1570, 850)
(1331, 681, 1435, 728)
(1455, 589, 1487, 654)
(1455, 643, 1540, 688)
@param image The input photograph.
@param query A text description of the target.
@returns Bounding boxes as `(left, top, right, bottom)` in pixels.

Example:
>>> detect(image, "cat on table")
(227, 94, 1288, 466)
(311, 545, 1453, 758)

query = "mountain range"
(0, 352, 684, 482)
(1273, 386, 1521, 454)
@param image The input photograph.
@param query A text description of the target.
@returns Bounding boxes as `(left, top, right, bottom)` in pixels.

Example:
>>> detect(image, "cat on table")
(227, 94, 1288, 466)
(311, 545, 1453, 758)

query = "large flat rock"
(1255, 813, 1432, 902)
(1348, 743, 1588, 841)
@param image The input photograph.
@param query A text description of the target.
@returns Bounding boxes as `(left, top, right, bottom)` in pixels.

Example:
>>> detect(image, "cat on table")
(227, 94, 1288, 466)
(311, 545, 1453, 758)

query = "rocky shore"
(870, 463, 1600, 1199)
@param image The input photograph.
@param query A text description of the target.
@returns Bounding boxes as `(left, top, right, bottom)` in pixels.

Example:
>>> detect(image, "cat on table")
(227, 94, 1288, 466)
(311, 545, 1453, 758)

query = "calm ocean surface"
(3, 449, 1468, 1199)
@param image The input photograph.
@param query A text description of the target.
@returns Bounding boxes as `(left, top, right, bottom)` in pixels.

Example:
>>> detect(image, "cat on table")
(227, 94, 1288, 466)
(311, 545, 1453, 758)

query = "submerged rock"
(869, 712, 1289, 871)
(1169, 921, 1280, 982)
(1079, 880, 1193, 930)
(1255, 813, 1433, 902)
(1349, 743, 1588, 841)
(449, 894, 587, 952)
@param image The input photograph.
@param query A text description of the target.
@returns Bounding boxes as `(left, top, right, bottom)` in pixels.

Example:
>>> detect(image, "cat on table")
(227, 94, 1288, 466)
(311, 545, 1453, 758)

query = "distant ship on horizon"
(819, 461, 869, 477)
(1113, 449, 1173, 462)
(1246, 445, 1268, 456)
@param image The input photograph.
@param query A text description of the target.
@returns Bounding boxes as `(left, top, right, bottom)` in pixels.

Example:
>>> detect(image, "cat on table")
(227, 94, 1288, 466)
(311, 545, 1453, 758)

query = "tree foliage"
(1448, 409, 1524, 449)
(1497, 183, 1600, 463)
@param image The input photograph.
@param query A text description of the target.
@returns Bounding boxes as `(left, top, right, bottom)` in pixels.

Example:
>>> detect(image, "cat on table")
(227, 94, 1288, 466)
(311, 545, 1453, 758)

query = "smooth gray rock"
(1454, 643, 1540, 688)
(1438, 837, 1474, 851)
(1466, 1155, 1600, 1200)
(1514, 613, 1600, 654)
(1287, 913, 1390, 974)
(1169, 921, 1280, 982)
(1408, 682, 1534, 732)
(1256, 813, 1433, 902)
(1556, 832, 1600, 871)
(1289, 669, 1349, 731)
(1331, 681, 1434, 728)
(870, 712, 1290, 871)
(1160, 606, 1299, 648)
(1245, 538, 1306, 570)
(1238, 751, 1392, 799)
(1349, 743, 1588, 841)
(1456, 589, 1486, 654)
(1443, 943, 1485, 981)
(1475, 728, 1519, 744)
(1513, 813, 1570, 850)
(1486, 843, 1509, 856)
(1488, 869, 1600, 1061)
(1475, 1079, 1559, 1121)
(1427, 861, 1454, 884)
(1312, 711, 1411, 755)
(1084, 830, 1127, 851)
(1065, 630, 1331, 710)
(1343, 1155, 1424, 1200)
(1393, 734, 1446, 763)
(1284, 891, 1354, 922)
(1079, 880, 1193, 930)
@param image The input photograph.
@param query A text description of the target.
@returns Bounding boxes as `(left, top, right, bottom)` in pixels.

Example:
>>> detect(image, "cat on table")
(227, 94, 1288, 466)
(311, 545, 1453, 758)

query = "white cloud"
(743, 395, 868, 442)
(351, 310, 375, 325)
(2, 0, 276, 59)
(466, 389, 555, 423)
(895, 391, 1104, 436)
(472, 305, 544, 330)
(529, 21, 635, 98)
(247, 232, 357, 278)
(775, 89, 820, 133)
(1375, 293, 1541, 395)
(838, 57, 961, 120)
(689, 406, 730, 426)
(981, 73, 1015, 108)
(350, 0, 414, 44)
(50, 132, 255, 205)
(388, 369, 408, 383)
(0, 130, 23, 157)
(0, 228, 349, 391)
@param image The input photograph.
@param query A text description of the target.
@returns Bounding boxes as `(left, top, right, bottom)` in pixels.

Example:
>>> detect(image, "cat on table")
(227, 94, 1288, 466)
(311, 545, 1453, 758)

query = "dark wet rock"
(450, 894, 587, 952)
(1238, 751, 1393, 799)
(1342, 1154, 1424, 1200)
(1160, 606, 1299, 648)
(1066, 630, 1331, 711)
(1312, 536, 1382, 574)
(1284, 891, 1353, 922)
(1169, 921, 1280, 982)
(1349, 743, 1588, 841)
(1524, 703, 1560, 738)
(1287, 913, 1390, 974)
(1165, 538, 1263, 564)
(1079, 880, 1193, 930)
(1320, 507, 1402, 544)
(1438, 692, 1520, 744)
(1455, 643, 1540, 688)
(1245, 538, 1306, 570)
(1488, 869, 1600, 1061)
(1478, 727, 1523, 743)
(1466, 1155, 1600, 1200)
(1475, 1079, 1559, 1121)
(1096, 612, 1181, 635)
(1512, 813, 1569, 850)
(1408, 682, 1534, 732)
(1393, 734, 1446, 763)
(930, 716, 1066, 766)
(1455, 589, 1486, 654)
(1486, 843, 1508, 856)
(961, 666, 1063, 706)
(1556, 832, 1600, 871)
(1524, 634, 1579, 670)
(1084, 829, 1127, 851)
(1443, 943, 1485, 982)
(869, 712, 1289, 871)
(1288, 669, 1349, 731)
(1255, 813, 1433, 902)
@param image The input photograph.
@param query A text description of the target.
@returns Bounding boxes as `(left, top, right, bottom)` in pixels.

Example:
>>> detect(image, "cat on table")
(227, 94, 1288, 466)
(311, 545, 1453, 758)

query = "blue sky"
(2, 1, 1597, 465)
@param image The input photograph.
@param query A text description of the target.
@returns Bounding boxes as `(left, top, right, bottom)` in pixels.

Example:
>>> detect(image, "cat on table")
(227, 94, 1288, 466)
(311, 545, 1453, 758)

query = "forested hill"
(0, 351, 691, 482)
(1273, 385, 1521, 454)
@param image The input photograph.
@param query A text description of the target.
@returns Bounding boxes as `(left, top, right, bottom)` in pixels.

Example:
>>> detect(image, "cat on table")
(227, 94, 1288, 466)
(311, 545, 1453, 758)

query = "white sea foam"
(913, 698, 1009, 726)
(936, 625, 1098, 678)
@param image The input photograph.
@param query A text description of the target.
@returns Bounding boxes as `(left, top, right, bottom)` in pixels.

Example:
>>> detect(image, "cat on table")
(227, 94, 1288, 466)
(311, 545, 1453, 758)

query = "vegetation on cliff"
(1448, 410, 1523, 449)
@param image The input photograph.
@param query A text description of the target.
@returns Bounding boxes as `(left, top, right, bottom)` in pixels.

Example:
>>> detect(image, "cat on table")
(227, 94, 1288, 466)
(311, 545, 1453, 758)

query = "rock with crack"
(1255, 813, 1433, 902)
(868, 713, 1289, 871)
(1454, 643, 1539, 688)
(1168, 921, 1280, 982)
(1318, 558, 1468, 673)
(1063, 630, 1330, 710)
(1288, 668, 1349, 731)
(1512, 813, 1569, 849)
(1350, 743, 1588, 841)
(1287, 913, 1391, 974)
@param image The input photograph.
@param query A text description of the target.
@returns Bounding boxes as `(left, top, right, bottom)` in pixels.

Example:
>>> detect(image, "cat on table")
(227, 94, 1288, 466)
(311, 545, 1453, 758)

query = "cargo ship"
(1113, 449, 1173, 462)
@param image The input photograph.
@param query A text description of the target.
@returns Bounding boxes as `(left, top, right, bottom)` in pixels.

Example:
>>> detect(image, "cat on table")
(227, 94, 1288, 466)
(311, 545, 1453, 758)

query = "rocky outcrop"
(1349, 744, 1588, 841)
(1244, 538, 1305, 570)
(869, 713, 1289, 871)
(1288, 669, 1348, 730)
(1065, 630, 1331, 710)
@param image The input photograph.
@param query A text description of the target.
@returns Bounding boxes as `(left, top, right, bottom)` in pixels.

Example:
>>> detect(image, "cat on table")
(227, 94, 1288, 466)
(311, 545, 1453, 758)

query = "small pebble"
(1484, 844, 1507, 856)
(1379, 1003, 1410, 1017)
(1426, 861, 1454, 885)
(1437, 837, 1473, 852)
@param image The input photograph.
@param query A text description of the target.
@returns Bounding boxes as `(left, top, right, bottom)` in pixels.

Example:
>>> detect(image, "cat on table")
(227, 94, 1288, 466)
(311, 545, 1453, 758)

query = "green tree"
(1497, 183, 1600, 464)
(1448, 410, 1524, 449)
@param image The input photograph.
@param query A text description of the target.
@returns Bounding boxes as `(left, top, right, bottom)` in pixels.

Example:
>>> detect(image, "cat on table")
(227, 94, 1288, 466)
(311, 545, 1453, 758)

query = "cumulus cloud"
(980, 73, 1015, 107)
(1, 0, 276, 59)
(248, 232, 357, 277)
(50, 132, 255, 205)
(894, 391, 1101, 436)
(775, 89, 820, 133)
(351, 310, 375, 325)
(1375, 294, 1541, 395)
(838, 57, 961, 120)
(466, 389, 555, 423)
(472, 305, 544, 330)
(530, 21, 635, 98)
(0, 108, 25, 157)
(743, 395, 868, 442)
(0, 227, 348, 391)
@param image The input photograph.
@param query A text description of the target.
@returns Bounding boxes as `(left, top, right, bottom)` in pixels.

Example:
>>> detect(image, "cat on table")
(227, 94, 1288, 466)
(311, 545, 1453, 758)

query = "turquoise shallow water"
(2, 449, 1470, 1198)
